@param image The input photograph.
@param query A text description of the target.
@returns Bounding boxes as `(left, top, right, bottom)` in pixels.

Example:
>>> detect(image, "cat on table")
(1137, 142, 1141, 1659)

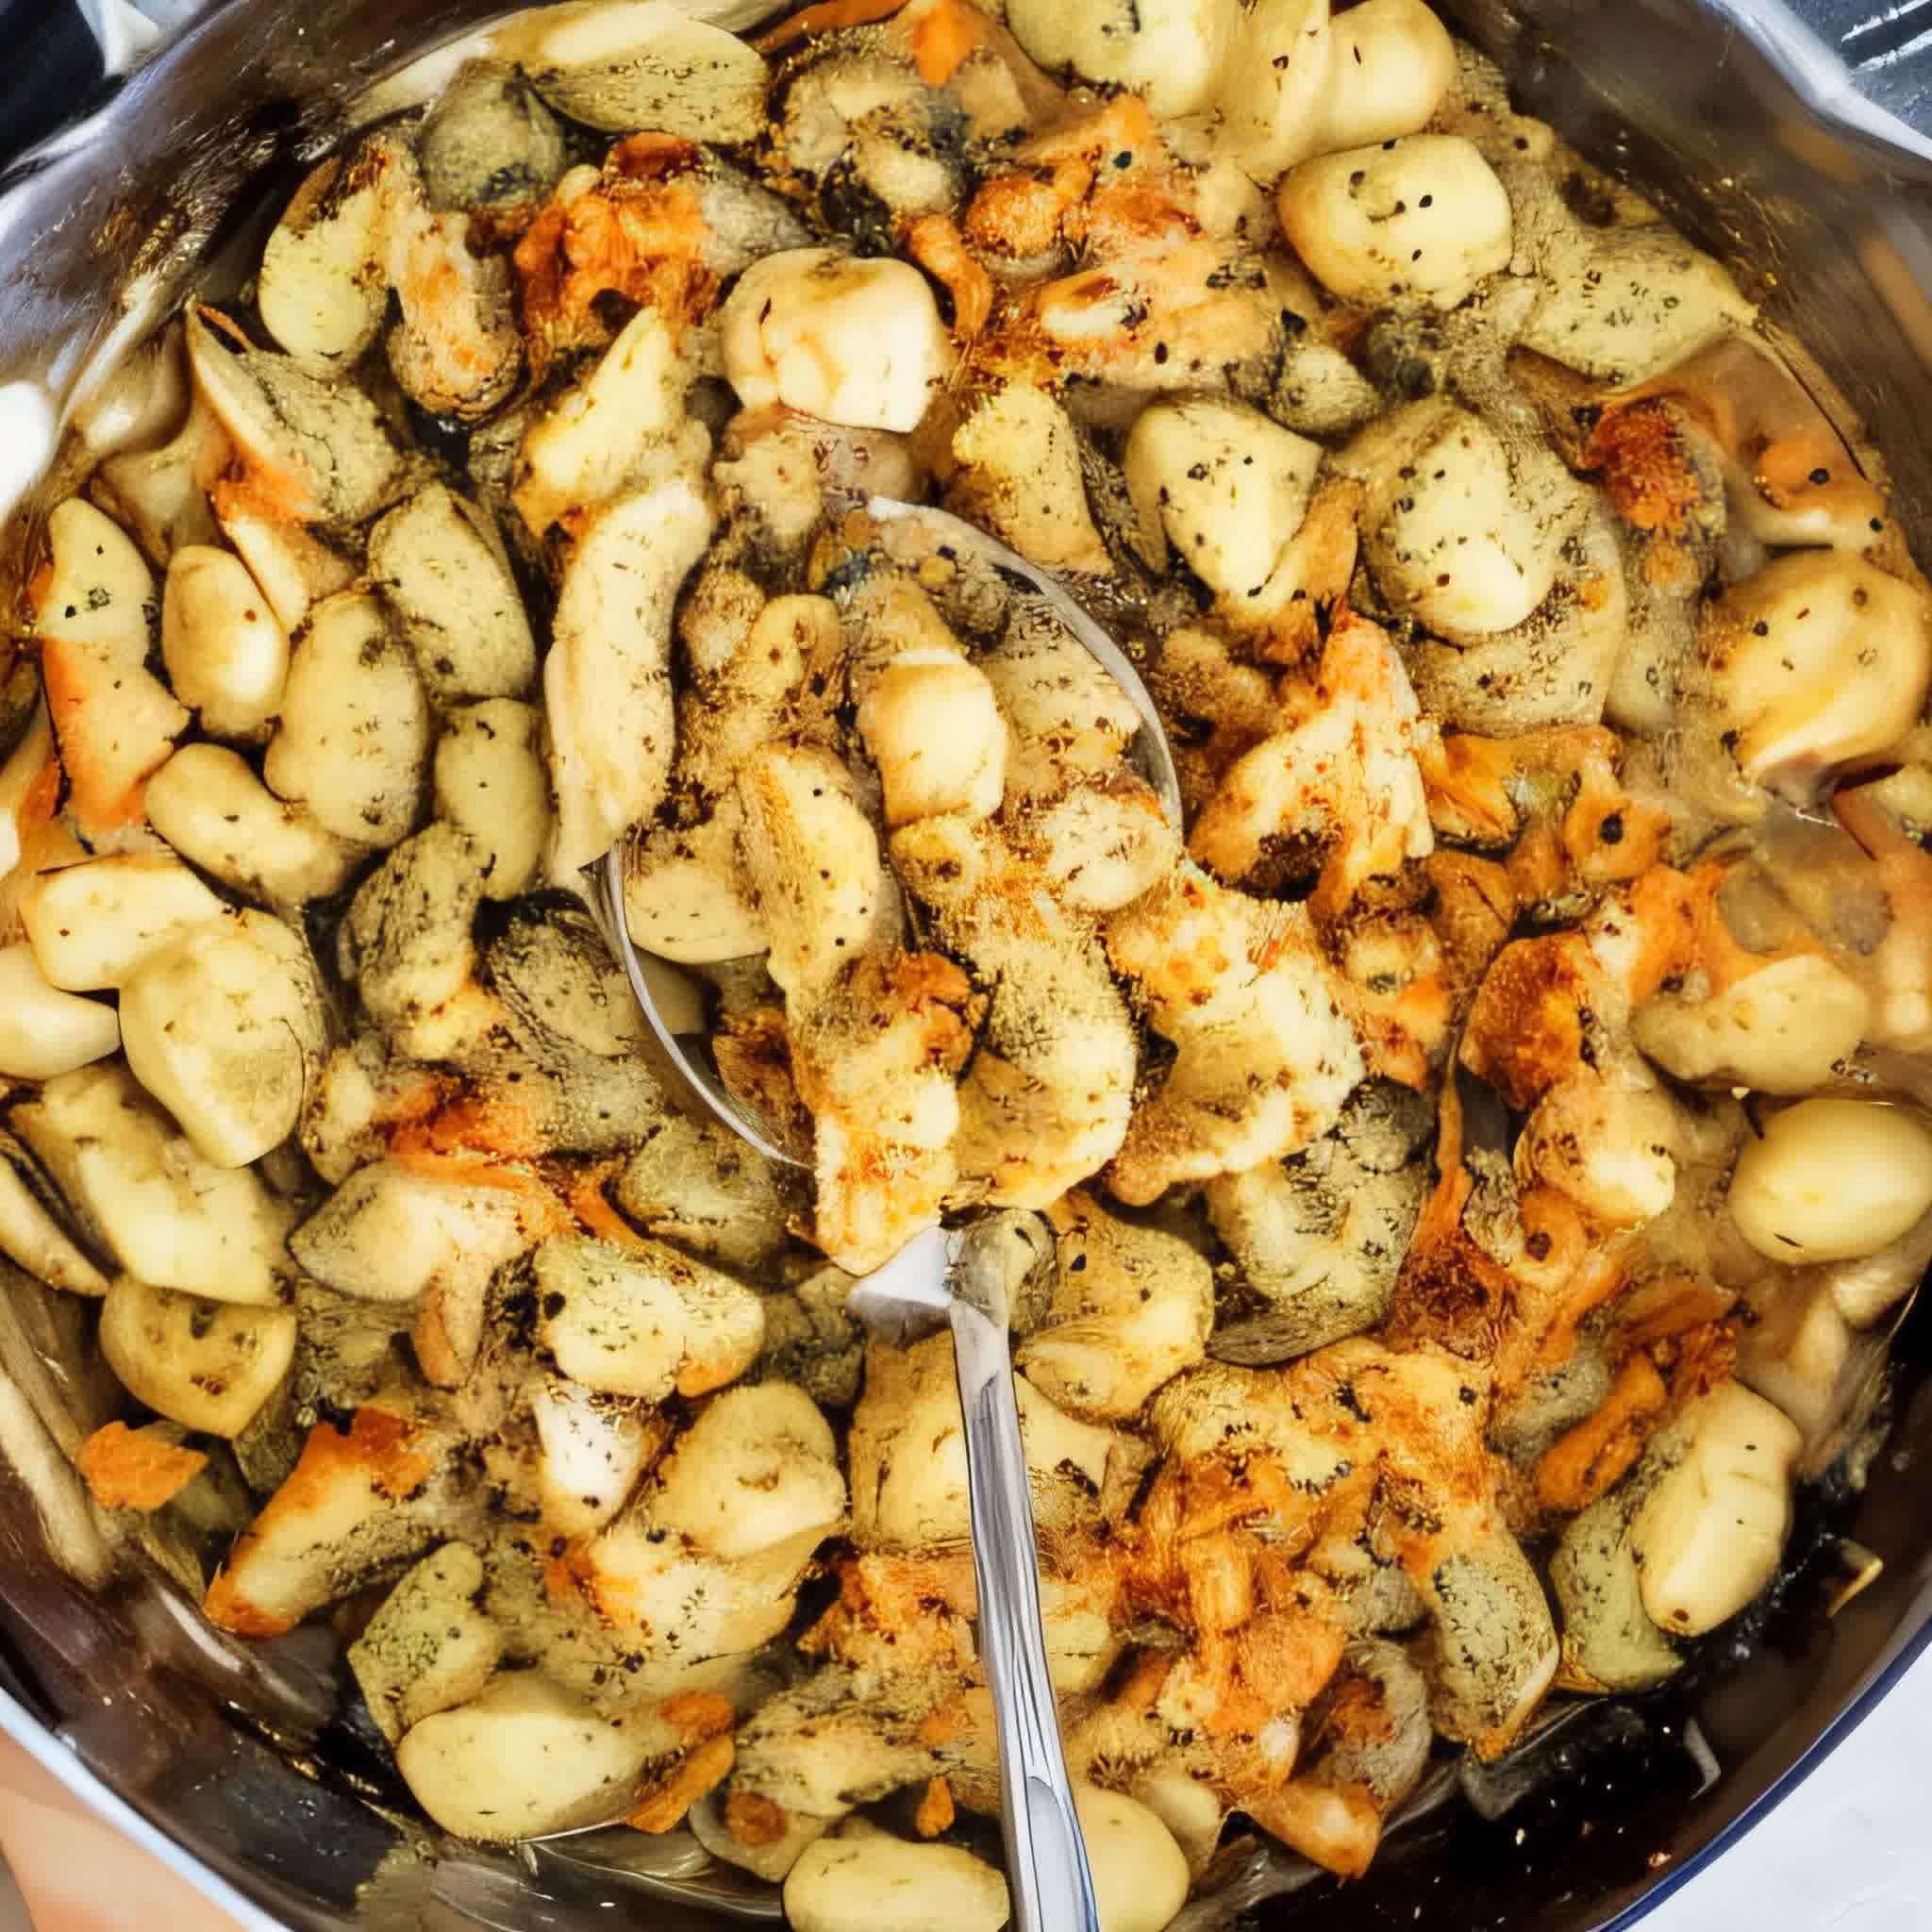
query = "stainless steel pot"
(4, 3, 1932, 1926)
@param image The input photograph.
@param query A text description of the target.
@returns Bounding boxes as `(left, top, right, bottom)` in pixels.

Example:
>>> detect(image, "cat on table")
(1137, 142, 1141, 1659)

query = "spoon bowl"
(590, 493, 1183, 1166)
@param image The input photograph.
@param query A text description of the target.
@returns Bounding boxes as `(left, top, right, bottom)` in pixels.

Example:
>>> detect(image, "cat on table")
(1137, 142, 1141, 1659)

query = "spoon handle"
(947, 1292, 1103, 1932)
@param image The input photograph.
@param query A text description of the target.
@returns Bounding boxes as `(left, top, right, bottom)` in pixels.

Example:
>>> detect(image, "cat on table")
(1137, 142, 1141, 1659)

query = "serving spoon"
(575, 497, 1184, 1931)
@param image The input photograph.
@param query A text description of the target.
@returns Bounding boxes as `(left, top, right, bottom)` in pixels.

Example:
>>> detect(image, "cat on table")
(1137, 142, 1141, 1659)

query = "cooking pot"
(3, 1, 1932, 1925)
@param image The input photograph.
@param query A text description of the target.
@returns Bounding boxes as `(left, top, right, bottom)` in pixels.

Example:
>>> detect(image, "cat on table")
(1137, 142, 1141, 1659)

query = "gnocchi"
(1726, 1098, 1932, 1266)
(1278, 136, 1512, 309)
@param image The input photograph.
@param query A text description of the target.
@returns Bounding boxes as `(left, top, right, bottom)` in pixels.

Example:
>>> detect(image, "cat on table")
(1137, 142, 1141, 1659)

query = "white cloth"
(71, 0, 204, 74)
(1644, 1649, 1932, 1932)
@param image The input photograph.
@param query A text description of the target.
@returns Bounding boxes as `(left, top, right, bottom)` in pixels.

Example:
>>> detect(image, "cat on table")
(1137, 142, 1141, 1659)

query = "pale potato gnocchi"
(6, 0, 1932, 1924)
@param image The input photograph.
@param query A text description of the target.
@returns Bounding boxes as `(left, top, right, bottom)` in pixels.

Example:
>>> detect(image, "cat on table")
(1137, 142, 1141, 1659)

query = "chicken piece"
(738, 745, 897, 1002)
(482, 895, 655, 1063)
(722, 1667, 963, 1855)
(754, 1266, 867, 1411)
(1423, 851, 1518, 1012)
(28, 499, 189, 835)
(13, 1058, 294, 1307)
(1006, 0, 1235, 116)
(981, 600, 1145, 805)
(1630, 1382, 1800, 1639)
(530, 1380, 664, 1540)
(1401, 507, 1632, 737)
(1190, 613, 1434, 925)
(1155, 1343, 1558, 1755)
(513, 302, 712, 539)
(784, 1827, 1009, 1932)
(720, 249, 953, 434)
(185, 308, 408, 531)
(99, 1276, 295, 1441)
(948, 382, 1110, 575)
(290, 1155, 558, 1386)
(1439, 866, 1731, 1253)
(263, 591, 431, 850)
(733, 735, 972, 1269)
(766, 36, 972, 234)
(647, 1383, 847, 1586)
(512, 138, 720, 376)
(1218, 0, 1456, 180)
(1419, 723, 1673, 914)
(1016, 1192, 1212, 1418)
(790, 952, 976, 1274)
(848, 580, 1008, 827)
(1279, 136, 1510, 310)
(1603, 334, 1887, 551)
(545, 476, 716, 876)
(1147, 625, 1283, 821)
(1340, 396, 1583, 647)
(1534, 1354, 1669, 1513)
(532, 1232, 765, 1402)
(798, 1550, 950, 1679)
(714, 408, 927, 556)
(891, 815, 1138, 1208)
(15, 851, 227, 998)
(370, 487, 536, 708)
(1299, 1637, 1433, 1815)
(612, 1109, 795, 1274)
(972, 98, 1279, 395)
(255, 143, 391, 373)
(158, 542, 289, 742)
(147, 743, 367, 909)
(1460, 868, 1703, 1114)
(118, 909, 326, 1171)
(416, 61, 568, 216)
(1207, 1084, 1434, 1364)
(383, 149, 523, 422)
(1020, 774, 1182, 914)
(1549, 1459, 1684, 1695)
(1121, 397, 1321, 617)
(1505, 155, 1754, 384)
(338, 824, 488, 1056)
(674, 585, 844, 805)
(1565, 387, 1729, 594)
(1630, 856, 1870, 1095)
(394, 1673, 674, 1842)
(215, 507, 358, 639)
(1104, 869, 1364, 1205)
(92, 384, 227, 568)
(205, 1407, 467, 1638)
(558, 1492, 814, 1665)
(620, 799, 769, 965)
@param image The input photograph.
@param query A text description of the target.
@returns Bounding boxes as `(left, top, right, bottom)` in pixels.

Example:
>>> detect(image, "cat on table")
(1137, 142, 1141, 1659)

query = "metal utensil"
(580, 495, 1187, 1929)
(842, 1220, 1102, 1932)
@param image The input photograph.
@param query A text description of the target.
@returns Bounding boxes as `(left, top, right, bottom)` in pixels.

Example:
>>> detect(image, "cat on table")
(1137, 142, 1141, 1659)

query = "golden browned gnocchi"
(6, 0, 1931, 1922)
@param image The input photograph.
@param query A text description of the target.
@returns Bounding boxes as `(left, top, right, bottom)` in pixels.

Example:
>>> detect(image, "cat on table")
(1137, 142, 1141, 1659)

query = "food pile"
(5, 0, 1932, 1924)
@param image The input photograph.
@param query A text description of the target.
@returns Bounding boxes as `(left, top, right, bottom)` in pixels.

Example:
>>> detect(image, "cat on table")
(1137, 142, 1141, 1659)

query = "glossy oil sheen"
(3, 0, 1932, 1925)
